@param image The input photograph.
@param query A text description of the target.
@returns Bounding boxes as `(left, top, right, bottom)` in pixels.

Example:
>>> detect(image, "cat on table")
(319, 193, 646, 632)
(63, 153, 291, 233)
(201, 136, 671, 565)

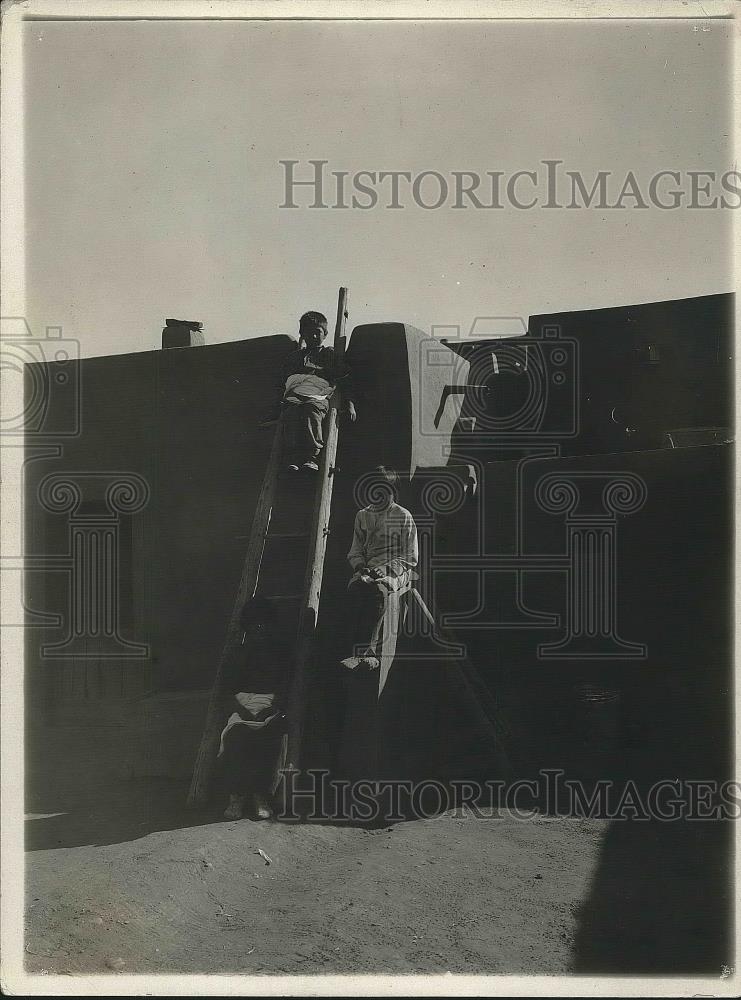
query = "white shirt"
(347, 502, 418, 580)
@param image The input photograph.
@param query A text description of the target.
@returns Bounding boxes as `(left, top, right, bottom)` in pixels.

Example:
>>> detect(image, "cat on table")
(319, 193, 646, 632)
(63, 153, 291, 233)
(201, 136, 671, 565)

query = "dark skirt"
(219, 720, 286, 796)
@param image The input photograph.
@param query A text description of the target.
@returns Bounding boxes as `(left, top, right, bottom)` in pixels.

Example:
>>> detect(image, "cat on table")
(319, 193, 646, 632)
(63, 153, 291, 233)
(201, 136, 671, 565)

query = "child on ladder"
(218, 597, 290, 821)
(341, 466, 419, 671)
(264, 310, 356, 472)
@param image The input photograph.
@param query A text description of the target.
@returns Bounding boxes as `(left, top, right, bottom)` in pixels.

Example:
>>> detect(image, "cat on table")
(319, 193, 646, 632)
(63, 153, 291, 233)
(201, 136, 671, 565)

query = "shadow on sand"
(571, 816, 733, 974)
(25, 777, 223, 852)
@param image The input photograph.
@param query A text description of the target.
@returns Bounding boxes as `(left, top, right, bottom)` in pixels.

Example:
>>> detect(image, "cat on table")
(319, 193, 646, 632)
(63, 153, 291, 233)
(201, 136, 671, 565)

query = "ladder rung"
(264, 593, 303, 601)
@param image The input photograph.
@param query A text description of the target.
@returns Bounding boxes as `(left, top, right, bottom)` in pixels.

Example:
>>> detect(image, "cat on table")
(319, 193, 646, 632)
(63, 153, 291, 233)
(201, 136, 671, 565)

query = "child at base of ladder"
(341, 465, 418, 671)
(263, 310, 356, 472)
(218, 597, 290, 821)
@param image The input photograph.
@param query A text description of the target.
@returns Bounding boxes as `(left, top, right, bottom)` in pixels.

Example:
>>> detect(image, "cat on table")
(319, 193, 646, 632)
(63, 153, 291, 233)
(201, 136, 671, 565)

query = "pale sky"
(24, 18, 732, 358)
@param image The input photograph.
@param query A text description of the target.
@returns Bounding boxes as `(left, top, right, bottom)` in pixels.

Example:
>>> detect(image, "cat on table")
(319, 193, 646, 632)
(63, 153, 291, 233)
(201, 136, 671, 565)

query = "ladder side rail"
(286, 287, 349, 772)
(187, 422, 284, 806)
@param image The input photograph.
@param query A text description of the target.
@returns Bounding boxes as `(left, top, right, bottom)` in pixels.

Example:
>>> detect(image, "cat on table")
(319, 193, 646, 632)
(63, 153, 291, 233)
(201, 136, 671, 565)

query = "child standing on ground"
(218, 597, 290, 821)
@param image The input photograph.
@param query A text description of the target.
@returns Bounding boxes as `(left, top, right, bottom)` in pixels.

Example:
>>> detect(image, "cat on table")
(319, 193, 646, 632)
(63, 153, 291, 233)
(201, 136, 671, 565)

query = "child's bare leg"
(341, 578, 386, 669)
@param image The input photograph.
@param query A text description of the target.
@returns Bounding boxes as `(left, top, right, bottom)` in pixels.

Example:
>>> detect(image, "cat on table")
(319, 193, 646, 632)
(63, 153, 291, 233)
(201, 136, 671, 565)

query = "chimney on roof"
(162, 318, 204, 349)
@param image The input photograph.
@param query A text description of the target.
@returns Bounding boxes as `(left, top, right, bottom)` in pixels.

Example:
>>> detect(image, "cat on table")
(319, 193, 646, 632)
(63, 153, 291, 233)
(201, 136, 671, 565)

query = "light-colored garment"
(282, 344, 350, 404)
(217, 692, 280, 757)
(283, 371, 333, 403)
(235, 692, 275, 716)
(347, 502, 418, 590)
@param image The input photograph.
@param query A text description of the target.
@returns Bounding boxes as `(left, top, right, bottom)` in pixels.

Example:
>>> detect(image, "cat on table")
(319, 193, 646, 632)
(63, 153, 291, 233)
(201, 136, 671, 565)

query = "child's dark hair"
(371, 465, 399, 502)
(298, 312, 328, 350)
(299, 311, 328, 333)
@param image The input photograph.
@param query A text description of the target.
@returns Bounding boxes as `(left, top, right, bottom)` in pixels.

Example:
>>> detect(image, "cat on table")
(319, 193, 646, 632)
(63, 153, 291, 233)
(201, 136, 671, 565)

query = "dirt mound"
(26, 780, 603, 975)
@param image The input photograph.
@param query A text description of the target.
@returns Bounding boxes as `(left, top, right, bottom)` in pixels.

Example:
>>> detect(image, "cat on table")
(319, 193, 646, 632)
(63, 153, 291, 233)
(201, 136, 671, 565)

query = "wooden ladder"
(187, 287, 349, 807)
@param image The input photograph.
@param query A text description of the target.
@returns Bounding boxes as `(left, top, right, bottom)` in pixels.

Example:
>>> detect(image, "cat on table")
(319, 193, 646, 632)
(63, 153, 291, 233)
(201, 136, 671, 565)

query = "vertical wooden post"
(301, 286, 347, 631)
(285, 287, 349, 774)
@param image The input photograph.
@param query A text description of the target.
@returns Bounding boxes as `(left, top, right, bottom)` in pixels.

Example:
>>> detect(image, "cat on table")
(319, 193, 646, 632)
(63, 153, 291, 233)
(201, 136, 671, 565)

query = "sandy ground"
(25, 778, 607, 977)
(25, 774, 732, 979)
